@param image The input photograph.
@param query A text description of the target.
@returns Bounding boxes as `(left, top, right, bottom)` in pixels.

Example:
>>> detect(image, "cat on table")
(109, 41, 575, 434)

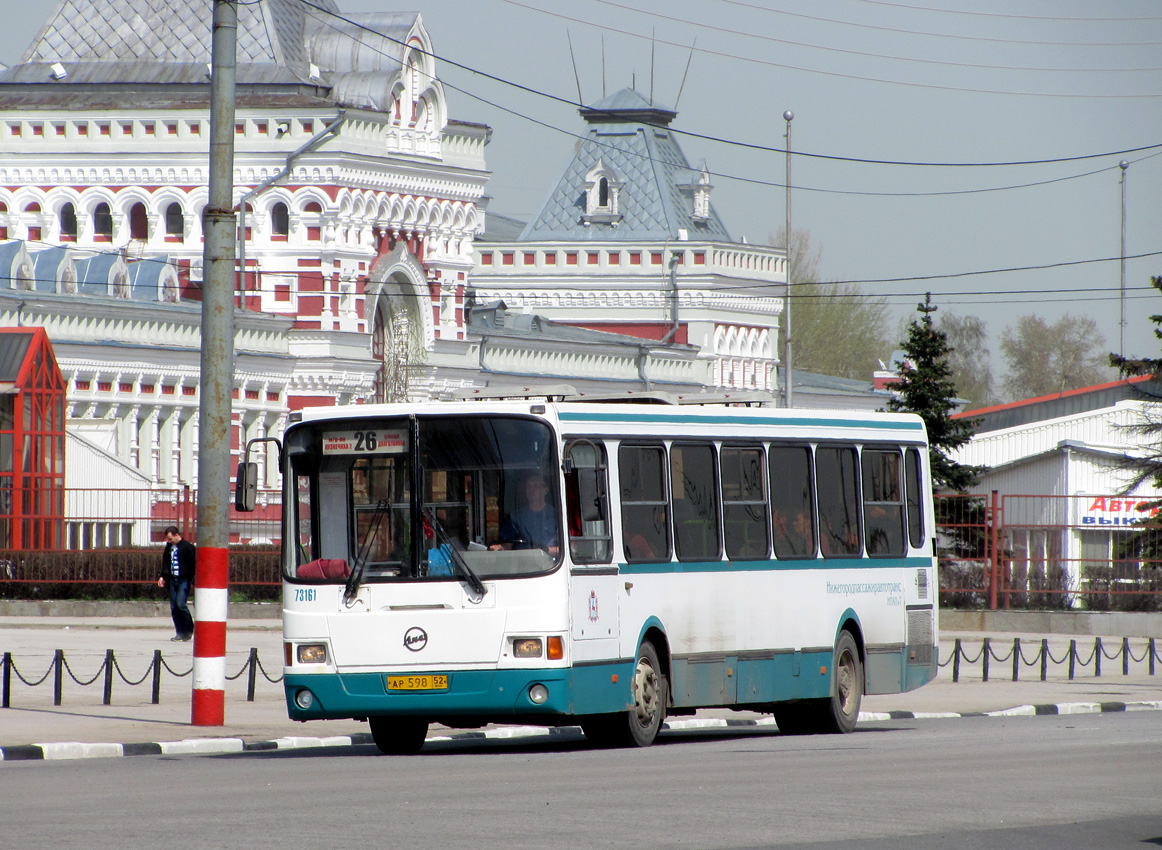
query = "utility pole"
(193, 0, 237, 727)
(783, 110, 793, 409)
(1119, 160, 1128, 359)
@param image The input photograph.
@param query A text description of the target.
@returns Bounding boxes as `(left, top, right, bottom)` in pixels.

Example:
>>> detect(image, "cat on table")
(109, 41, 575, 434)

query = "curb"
(5, 700, 1161, 762)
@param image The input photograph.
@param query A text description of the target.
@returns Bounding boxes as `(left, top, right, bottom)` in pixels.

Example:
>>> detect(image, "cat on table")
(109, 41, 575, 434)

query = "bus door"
(564, 440, 620, 654)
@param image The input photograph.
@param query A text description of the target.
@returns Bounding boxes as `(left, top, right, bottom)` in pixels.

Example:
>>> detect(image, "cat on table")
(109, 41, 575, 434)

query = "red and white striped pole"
(192, 546, 229, 724)
(192, 0, 237, 727)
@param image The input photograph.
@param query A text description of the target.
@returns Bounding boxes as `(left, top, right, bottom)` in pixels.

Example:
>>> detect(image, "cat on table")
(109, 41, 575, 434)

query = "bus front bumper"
(284, 662, 633, 721)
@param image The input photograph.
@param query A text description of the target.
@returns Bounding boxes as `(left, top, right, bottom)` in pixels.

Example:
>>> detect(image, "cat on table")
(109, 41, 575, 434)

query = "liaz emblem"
(403, 626, 428, 652)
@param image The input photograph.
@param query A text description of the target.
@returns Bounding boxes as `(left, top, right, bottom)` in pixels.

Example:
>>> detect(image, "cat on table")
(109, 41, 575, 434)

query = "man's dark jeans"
(169, 579, 194, 639)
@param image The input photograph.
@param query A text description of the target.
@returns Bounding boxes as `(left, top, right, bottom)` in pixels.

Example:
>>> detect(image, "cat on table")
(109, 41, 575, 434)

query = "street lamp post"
(783, 110, 793, 409)
(1119, 160, 1129, 358)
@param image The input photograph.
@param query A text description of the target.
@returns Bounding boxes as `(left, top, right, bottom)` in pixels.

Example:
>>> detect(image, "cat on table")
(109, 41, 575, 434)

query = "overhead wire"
(7, 233, 1158, 306)
(295, 0, 1162, 166)
(579, 0, 1162, 74)
(491, 0, 1162, 100)
(4, 1, 1156, 315)
(714, 0, 1162, 48)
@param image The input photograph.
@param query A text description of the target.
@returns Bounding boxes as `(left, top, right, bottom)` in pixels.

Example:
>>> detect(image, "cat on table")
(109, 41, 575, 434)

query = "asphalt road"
(3, 711, 1160, 850)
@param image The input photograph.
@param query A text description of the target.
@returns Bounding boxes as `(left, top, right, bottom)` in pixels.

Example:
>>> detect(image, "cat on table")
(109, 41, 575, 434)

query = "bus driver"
(490, 470, 560, 556)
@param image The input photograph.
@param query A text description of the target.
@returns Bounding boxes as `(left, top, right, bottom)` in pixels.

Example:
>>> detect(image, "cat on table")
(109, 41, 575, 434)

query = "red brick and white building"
(0, 1, 811, 546)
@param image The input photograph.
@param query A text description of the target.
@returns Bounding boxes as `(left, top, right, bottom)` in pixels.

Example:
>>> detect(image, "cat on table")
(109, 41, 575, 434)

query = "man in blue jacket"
(157, 526, 196, 642)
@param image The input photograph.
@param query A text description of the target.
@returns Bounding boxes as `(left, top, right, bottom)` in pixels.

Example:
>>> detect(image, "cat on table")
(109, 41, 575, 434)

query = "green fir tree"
(1105, 276, 1162, 595)
(888, 294, 983, 493)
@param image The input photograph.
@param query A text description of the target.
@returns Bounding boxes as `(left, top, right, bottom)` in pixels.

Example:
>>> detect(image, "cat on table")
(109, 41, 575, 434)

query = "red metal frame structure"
(0, 328, 65, 549)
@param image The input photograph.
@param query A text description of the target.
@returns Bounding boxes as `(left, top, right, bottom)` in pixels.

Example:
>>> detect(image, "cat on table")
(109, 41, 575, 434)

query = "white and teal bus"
(253, 393, 937, 753)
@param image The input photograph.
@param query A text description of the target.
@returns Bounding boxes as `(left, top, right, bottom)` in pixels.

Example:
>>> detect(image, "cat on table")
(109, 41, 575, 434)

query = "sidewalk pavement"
(2, 616, 1161, 760)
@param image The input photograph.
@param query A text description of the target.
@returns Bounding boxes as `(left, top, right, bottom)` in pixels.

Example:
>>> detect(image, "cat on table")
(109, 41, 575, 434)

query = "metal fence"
(937, 492, 1162, 612)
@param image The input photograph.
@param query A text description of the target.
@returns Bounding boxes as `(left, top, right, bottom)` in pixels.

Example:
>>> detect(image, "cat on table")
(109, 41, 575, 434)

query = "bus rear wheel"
(581, 641, 667, 747)
(368, 716, 429, 754)
(824, 631, 863, 734)
(773, 631, 863, 735)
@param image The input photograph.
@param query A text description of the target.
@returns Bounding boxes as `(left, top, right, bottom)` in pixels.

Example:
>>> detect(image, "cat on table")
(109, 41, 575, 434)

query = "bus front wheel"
(582, 641, 667, 747)
(368, 716, 429, 755)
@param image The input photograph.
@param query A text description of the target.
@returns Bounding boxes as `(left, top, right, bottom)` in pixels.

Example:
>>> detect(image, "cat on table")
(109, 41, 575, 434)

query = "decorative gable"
(581, 159, 623, 227)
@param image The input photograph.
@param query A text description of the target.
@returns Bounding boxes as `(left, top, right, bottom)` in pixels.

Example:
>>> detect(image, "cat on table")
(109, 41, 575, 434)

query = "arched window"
(129, 202, 148, 240)
(93, 203, 113, 241)
(598, 178, 609, 208)
(271, 202, 289, 239)
(25, 202, 42, 242)
(164, 202, 184, 238)
(59, 203, 78, 241)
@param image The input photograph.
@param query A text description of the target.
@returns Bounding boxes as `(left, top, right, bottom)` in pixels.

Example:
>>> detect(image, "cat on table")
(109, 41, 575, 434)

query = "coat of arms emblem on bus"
(588, 590, 599, 623)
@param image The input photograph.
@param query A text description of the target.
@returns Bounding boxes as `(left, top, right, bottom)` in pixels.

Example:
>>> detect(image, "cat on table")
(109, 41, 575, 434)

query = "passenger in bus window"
(624, 505, 667, 562)
(772, 508, 812, 557)
(820, 515, 859, 556)
(491, 470, 559, 555)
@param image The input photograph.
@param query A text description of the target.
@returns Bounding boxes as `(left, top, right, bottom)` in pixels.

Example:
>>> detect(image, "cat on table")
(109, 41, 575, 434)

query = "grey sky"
(3, 1, 1160, 386)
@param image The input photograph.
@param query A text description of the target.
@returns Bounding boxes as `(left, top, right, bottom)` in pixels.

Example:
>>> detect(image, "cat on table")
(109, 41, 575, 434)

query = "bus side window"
(565, 440, 611, 563)
(862, 448, 905, 557)
(905, 447, 925, 549)
(816, 446, 862, 557)
(721, 446, 769, 560)
(671, 443, 721, 562)
(619, 444, 670, 562)
(769, 445, 815, 558)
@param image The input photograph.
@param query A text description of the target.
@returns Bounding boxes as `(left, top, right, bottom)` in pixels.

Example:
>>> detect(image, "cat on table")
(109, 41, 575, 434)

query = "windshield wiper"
(424, 507, 487, 598)
(343, 499, 390, 606)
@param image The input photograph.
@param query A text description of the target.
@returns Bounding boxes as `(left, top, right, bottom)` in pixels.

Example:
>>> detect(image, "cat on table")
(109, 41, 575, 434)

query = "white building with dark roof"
(472, 88, 788, 395)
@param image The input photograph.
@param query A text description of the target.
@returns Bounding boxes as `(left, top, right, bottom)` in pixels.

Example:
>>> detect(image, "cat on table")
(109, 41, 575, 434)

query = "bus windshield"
(285, 415, 560, 583)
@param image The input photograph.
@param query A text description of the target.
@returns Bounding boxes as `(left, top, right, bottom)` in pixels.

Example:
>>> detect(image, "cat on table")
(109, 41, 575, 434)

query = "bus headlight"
(295, 689, 315, 710)
(529, 683, 549, 704)
(513, 638, 542, 658)
(296, 644, 328, 664)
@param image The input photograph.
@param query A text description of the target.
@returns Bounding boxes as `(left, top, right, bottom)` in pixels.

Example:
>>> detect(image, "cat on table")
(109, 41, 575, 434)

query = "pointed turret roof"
(519, 87, 731, 243)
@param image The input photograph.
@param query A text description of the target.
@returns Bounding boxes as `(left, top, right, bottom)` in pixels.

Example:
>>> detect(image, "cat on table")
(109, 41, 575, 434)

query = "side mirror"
(235, 461, 258, 512)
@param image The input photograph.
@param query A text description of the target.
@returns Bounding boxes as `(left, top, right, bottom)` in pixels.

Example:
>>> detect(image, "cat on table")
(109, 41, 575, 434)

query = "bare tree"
(938, 312, 996, 410)
(774, 228, 891, 381)
(1000, 314, 1114, 401)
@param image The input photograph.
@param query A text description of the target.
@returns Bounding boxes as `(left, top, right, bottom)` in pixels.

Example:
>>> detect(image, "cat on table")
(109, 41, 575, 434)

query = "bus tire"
(821, 630, 863, 734)
(773, 631, 863, 735)
(581, 641, 667, 747)
(368, 716, 429, 755)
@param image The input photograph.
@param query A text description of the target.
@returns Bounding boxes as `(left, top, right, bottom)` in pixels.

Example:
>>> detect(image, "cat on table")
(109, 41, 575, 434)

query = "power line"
(581, 0, 1162, 73)
(491, 0, 1162, 100)
(441, 69, 1137, 199)
(296, 0, 1162, 167)
(714, 0, 1162, 48)
(4, 228, 1160, 297)
(856, 0, 1162, 24)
